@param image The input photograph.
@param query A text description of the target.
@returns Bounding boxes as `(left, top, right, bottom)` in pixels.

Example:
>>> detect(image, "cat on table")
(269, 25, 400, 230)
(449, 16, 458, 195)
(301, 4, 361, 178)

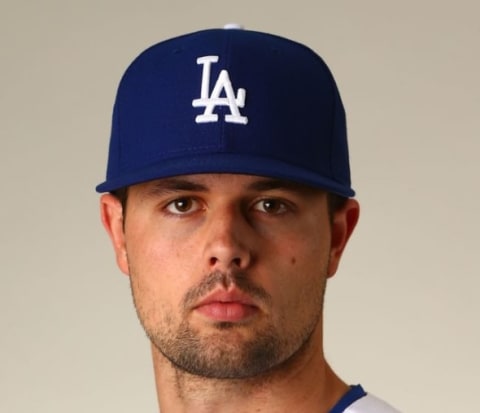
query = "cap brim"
(96, 153, 355, 197)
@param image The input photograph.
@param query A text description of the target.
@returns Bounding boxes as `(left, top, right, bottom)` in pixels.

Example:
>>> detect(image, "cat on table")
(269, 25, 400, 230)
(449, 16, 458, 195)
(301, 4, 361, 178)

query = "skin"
(101, 173, 359, 413)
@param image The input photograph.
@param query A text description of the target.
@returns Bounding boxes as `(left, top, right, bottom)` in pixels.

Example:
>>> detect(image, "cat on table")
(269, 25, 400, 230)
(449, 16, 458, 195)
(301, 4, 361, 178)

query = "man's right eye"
(164, 198, 201, 215)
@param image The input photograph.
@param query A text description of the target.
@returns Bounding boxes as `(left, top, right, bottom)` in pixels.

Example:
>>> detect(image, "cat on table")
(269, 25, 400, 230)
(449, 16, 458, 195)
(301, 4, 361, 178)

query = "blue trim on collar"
(329, 384, 367, 413)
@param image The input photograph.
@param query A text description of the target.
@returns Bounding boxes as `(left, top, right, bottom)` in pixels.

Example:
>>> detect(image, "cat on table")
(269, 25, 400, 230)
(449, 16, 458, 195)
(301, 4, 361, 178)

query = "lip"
(193, 289, 259, 322)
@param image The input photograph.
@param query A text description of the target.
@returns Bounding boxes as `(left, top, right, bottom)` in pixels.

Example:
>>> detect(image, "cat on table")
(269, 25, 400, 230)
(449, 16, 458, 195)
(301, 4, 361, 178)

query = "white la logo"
(192, 55, 248, 125)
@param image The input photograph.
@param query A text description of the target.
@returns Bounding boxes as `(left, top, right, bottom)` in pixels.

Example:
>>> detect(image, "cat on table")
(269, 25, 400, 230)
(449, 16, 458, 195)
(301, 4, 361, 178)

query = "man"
(97, 25, 400, 412)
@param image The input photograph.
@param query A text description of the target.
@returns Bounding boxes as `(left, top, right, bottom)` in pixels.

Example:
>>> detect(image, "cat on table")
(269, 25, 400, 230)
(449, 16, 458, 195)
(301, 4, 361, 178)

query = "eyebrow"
(145, 178, 209, 197)
(247, 178, 321, 195)
(143, 176, 321, 197)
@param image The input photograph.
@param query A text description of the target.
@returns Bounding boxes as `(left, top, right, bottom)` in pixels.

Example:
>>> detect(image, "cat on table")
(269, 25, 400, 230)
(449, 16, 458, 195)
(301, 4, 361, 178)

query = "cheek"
(266, 225, 330, 306)
(277, 223, 331, 271)
(125, 232, 186, 318)
(127, 219, 188, 274)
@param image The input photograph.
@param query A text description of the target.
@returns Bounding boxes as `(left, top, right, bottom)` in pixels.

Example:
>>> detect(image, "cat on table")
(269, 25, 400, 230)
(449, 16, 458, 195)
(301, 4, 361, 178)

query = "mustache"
(183, 270, 272, 309)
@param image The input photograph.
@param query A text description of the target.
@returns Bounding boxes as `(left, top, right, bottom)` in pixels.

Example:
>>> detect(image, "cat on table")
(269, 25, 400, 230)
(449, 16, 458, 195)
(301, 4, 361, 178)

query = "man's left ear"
(327, 199, 360, 277)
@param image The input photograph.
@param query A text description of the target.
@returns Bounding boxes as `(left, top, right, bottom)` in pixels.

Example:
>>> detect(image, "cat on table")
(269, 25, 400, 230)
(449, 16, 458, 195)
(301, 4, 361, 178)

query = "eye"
(164, 198, 201, 215)
(252, 199, 288, 215)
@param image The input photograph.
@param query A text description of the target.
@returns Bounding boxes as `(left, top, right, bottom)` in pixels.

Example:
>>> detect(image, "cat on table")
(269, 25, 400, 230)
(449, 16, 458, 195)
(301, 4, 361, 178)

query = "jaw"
(150, 321, 339, 413)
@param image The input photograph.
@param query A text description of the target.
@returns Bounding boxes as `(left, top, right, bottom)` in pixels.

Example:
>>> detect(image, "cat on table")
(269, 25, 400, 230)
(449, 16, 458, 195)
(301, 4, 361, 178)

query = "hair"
(111, 186, 348, 225)
(111, 187, 129, 214)
(326, 193, 349, 223)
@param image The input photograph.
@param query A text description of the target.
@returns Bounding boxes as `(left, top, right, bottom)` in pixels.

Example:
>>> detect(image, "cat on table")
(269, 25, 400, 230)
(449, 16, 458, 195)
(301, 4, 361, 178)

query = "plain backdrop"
(1, 1, 479, 412)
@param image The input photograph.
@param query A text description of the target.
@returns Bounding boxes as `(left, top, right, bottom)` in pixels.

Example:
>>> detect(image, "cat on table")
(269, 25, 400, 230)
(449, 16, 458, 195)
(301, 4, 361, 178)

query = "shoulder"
(343, 393, 401, 413)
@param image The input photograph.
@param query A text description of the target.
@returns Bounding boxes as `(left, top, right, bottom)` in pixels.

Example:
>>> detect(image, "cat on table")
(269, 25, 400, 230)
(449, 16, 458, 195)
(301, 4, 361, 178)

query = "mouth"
(193, 289, 260, 323)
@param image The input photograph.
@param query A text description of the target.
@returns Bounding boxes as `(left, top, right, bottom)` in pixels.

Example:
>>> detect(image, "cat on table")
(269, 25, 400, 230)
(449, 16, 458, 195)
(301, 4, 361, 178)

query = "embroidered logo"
(192, 56, 248, 125)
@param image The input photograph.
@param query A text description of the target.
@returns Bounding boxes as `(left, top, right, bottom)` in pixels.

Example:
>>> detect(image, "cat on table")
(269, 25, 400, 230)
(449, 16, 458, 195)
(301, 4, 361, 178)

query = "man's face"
(101, 174, 357, 379)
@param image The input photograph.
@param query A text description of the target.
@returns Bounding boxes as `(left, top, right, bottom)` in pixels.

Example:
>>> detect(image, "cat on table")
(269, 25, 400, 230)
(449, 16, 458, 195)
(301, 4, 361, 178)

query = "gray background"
(1, 1, 479, 411)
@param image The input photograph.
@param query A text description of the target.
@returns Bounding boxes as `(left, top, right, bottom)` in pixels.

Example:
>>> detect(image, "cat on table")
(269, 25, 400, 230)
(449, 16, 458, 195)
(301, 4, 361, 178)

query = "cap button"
(223, 23, 244, 30)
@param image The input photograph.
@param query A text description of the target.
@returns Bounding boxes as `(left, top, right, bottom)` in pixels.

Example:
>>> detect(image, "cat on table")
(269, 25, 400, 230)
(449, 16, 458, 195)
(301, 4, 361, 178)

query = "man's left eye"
(253, 199, 288, 214)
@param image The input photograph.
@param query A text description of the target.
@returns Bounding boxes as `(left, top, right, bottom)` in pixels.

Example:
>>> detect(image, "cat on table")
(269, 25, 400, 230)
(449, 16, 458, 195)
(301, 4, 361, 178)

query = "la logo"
(192, 55, 248, 125)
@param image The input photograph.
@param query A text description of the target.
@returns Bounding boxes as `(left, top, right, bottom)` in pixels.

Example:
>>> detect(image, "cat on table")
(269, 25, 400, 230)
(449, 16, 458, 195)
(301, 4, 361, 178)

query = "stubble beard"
(130, 269, 326, 380)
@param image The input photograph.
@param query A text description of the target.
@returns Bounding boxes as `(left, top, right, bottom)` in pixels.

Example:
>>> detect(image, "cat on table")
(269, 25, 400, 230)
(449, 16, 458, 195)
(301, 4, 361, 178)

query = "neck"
(151, 327, 348, 413)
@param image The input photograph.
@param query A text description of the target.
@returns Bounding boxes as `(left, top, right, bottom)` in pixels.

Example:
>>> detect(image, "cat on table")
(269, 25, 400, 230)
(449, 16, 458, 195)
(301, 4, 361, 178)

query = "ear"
(327, 198, 360, 277)
(100, 194, 130, 276)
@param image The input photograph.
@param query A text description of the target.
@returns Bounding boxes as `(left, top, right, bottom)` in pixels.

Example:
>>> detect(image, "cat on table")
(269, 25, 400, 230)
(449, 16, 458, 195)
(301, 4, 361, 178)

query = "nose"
(202, 206, 254, 271)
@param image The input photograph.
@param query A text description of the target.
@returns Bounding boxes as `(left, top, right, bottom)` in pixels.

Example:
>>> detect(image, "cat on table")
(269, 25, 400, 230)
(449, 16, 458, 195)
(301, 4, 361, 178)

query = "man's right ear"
(100, 194, 130, 276)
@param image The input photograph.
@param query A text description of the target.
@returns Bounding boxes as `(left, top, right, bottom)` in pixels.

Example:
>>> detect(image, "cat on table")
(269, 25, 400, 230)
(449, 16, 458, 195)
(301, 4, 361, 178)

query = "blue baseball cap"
(96, 26, 355, 197)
